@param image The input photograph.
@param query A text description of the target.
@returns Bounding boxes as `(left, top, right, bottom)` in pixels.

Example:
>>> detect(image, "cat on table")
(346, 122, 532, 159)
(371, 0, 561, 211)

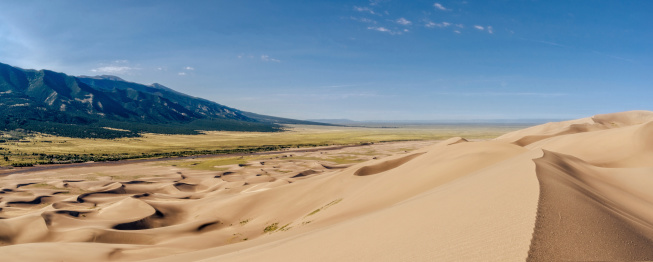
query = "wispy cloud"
(396, 18, 412, 25)
(472, 25, 494, 34)
(367, 26, 404, 35)
(177, 66, 195, 75)
(369, 0, 383, 6)
(351, 17, 377, 24)
(353, 6, 376, 15)
(425, 21, 451, 28)
(396, 17, 413, 25)
(90, 66, 139, 75)
(237, 54, 280, 62)
(176, 66, 194, 75)
(261, 55, 281, 63)
(368, 26, 391, 33)
(433, 3, 449, 11)
(90, 60, 141, 75)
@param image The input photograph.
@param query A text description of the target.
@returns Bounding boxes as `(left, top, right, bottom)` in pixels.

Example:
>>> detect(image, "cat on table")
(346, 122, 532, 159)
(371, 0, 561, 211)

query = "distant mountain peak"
(149, 83, 174, 91)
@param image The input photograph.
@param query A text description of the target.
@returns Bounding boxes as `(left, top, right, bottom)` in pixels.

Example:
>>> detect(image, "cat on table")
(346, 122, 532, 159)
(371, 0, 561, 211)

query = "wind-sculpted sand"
(1, 110, 653, 261)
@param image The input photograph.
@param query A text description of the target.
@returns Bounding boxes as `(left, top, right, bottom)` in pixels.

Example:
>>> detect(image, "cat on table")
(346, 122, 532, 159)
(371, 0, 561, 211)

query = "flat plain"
(0, 124, 527, 167)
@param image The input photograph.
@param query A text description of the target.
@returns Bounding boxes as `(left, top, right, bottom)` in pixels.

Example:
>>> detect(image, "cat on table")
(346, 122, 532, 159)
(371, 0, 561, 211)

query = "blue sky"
(0, 1, 651, 120)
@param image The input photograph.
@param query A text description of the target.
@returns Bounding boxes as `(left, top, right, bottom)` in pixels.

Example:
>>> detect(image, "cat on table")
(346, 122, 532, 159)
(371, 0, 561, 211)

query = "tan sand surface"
(1, 111, 653, 261)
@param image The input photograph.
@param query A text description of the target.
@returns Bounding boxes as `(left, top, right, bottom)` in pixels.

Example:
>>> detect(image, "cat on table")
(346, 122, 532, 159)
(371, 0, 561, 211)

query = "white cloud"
(184, 66, 194, 70)
(369, 0, 382, 6)
(454, 30, 461, 34)
(90, 59, 141, 75)
(472, 25, 493, 33)
(261, 55, 281, 63)
(178, 72, 187, 76)
(351, 17, 377, 24)
(396, 17, 412, 25)
(433, 3, 448, 11)
(368, 26, 391, 33)
(425, 21, 451, 28)
(367, 26, 404, 35)
(90, 66, 138, 75)
(353, 6, 375, 15)
(456, 24, 464, 28)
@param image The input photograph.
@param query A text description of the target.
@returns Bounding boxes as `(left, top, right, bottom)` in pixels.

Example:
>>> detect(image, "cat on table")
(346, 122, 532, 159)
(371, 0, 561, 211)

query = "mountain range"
(0, 62, 325, 138)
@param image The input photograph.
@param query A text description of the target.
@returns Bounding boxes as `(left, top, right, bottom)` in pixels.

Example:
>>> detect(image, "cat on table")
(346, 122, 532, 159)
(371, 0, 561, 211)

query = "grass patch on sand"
(306, 198, 343, 217)
(263, 222, 279, 233)
(263, 222, 292, 233)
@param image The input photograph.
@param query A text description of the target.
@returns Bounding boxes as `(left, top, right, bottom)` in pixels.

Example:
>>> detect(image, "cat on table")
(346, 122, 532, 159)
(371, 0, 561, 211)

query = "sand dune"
(527, 150, 653, 261)
(496, 110, 653, 146)
(1, 111, 653, 261)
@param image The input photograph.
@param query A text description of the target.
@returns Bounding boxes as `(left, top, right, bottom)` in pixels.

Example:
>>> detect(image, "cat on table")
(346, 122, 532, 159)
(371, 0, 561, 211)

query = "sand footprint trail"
(527, 151, 653, 261)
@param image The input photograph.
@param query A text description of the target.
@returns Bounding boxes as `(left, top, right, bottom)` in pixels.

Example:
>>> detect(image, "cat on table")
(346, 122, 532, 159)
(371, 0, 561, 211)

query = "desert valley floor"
(1, 111, 653, 261)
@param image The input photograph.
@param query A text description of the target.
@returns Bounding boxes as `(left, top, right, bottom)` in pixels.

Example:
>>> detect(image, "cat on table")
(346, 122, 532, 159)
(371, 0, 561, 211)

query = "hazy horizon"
(1, 1, 650, 121)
